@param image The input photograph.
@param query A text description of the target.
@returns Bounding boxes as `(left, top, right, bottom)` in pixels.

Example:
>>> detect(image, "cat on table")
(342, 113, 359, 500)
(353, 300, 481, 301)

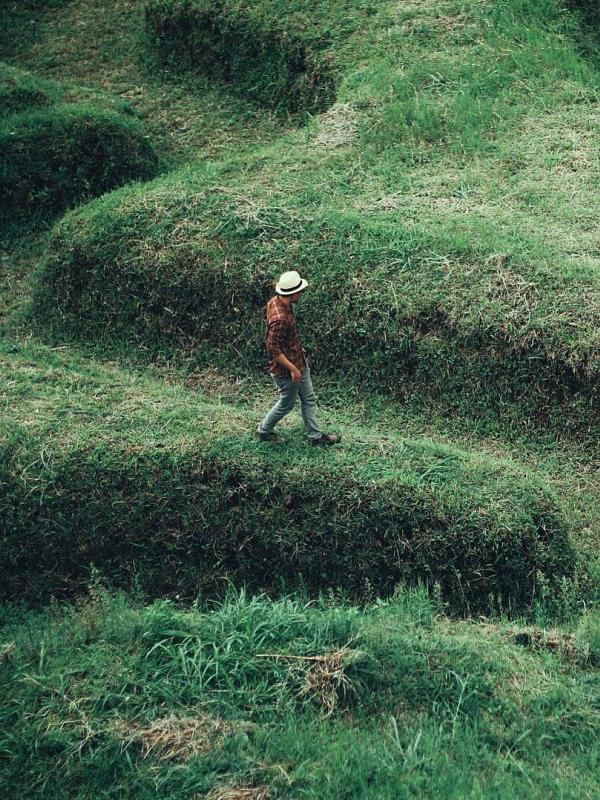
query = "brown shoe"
(258, 431, 281, 443)
(310, 433, 342, 446)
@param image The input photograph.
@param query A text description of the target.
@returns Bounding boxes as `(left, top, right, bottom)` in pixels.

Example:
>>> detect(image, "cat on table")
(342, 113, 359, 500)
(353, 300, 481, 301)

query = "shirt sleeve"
(267, 318, 287, 360)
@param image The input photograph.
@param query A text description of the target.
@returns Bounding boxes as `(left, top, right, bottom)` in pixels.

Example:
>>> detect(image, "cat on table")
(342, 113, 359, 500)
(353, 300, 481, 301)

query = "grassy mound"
(0, 63, 158, 233)
(32, 181, 600, 431)
(0, 62, 59, 114)
(144, 0, 350, 116)
(1, 589, 599, 798)
(0, 61, 140, 117)
(0, 341, 575, 610)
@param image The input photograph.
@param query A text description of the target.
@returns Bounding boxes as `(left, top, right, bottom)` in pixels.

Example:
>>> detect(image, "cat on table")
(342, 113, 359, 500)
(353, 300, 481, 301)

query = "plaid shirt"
(266, 296, 306, 377)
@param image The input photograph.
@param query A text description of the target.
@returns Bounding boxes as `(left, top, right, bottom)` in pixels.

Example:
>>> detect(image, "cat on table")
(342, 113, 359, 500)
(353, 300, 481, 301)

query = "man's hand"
(273, 353, 302, 383)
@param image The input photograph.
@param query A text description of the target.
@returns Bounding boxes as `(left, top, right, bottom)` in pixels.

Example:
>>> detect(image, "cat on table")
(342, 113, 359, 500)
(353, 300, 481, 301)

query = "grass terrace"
(0, 63, 159, 238)
(1, 1, 600, 795)
(1, 339, 584, 611)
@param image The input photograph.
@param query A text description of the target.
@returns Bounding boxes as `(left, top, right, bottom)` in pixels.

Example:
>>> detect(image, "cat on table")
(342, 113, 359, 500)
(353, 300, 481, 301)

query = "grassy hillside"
(1, 0, 598, 605)
(2, 2, 600, 794)
(0, 0, 287, 169)
(20, 0, 600, 434)
(1, 589, 599, 799)
(144, 0, 347, 115)
(0, 63, 159, 237)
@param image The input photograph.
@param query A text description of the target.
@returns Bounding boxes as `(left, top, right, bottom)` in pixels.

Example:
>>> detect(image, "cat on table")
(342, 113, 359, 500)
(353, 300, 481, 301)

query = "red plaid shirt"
(266, 296, 306, 377)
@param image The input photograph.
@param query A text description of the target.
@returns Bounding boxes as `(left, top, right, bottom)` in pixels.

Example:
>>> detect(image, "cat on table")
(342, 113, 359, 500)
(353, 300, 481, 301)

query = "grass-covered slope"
(2, 589, 599, 799)
(144, 0, 352, 116)
(28, 0, 600, 432)
(0, 62, 60, 114)
(31, 179, 600, 432)
(0, 63, 158, 234)
(0, 340, 576, 609)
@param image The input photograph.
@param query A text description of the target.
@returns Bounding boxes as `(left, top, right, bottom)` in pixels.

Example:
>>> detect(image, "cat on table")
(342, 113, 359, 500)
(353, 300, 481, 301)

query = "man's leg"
(258, 375, 299, 435)
(298, 365, 323, 442)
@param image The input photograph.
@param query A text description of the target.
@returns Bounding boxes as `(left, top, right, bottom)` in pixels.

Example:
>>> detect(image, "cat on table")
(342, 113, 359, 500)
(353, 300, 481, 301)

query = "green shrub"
(0, 104, 158, 229)
(144, 0, 344, 116)
(0, 343, 575, 611)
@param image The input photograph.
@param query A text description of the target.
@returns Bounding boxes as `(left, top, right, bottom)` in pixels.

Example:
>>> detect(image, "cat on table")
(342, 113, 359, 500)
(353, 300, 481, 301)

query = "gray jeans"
(259, 365, 323, 441)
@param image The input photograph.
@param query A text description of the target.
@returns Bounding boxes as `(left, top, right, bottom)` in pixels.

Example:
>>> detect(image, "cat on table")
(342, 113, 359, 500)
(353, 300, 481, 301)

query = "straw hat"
(275, 270, 308, 295)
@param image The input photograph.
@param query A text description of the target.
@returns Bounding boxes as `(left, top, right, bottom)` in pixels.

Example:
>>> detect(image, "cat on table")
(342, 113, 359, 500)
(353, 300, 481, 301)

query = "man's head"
(275, 270, 308, 303)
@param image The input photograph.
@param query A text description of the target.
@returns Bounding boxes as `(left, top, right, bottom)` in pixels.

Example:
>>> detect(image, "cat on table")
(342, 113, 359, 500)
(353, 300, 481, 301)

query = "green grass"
(0, 0, 288, 170)
(2, 0, 599, 606)
(144, 0, 348, 116)
(29, 175, 600, 438)
(0, 61, 137, 116)
(2, 339, 584, 612)
(1, 587, 599, 799)
(0, 63, 159, 237)
(17, 0, 600, 435)
(2, 1, 600, 794)
(0, 62, 59, 113)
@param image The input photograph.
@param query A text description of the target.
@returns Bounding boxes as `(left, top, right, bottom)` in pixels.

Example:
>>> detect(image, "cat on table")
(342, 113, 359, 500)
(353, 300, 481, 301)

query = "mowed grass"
(1, 587, 599, 799)
(3, 339, 591, 612)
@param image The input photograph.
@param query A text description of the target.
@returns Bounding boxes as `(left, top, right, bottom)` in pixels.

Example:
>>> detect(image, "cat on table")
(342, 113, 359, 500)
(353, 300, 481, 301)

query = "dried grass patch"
(117, 712, 231, 761)
(314, 103, 358, 148)
(205, 785, 271, 800)
(510, 626, 580, 661)
(258, 646, 365, 716)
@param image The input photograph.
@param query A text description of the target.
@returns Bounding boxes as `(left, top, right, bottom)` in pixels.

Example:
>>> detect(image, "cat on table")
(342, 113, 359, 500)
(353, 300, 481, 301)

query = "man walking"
(258, 270, 341, 446)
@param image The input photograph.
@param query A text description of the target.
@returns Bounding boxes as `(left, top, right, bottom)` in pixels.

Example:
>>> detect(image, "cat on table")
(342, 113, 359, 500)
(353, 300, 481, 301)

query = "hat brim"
(275, 278, 308, 295)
